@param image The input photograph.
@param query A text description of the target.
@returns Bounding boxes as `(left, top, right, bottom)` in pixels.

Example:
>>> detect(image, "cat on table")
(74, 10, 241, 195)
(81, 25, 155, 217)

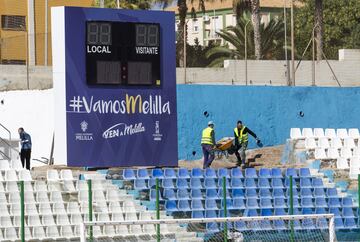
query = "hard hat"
(208, 121, 214, 126)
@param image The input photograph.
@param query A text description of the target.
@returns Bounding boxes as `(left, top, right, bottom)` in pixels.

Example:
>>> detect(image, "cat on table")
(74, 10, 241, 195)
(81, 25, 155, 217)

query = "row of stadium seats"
(290, 128, 360, 140)
(305, 137, 360, 150)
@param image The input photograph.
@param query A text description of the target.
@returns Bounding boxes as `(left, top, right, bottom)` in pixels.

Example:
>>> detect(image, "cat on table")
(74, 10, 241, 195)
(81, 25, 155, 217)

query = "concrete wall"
(177, 85, 360, 160)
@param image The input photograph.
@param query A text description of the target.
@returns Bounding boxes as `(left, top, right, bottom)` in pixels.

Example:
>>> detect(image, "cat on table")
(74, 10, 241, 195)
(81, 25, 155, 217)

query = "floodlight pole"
(290, 0, 295, 86)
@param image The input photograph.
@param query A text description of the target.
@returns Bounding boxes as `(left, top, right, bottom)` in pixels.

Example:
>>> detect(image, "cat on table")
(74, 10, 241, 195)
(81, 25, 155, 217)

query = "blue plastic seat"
(245, 178, 257, 189)
(334, 218, 345, 229)
(231, 168, 244, 178)
(204, 178, 217, 189)
(177, 189, 190, 200)
(234, 221, 247, 231)
(245, 189, 258, 198)
(134, 179, 148, 190)
(218, 189, 231, 199)
(258, 178, 271, 189)
(191, 189, 203, 200)
(329, 207, 342, 218)
(299, 168, 311, 178)
(206, 222, 219, 232)
(274, 208, 286, 216)
(302, 218, 315, 229)
(162, 178, 174, 189)
(259, 188, 272, 198)
(271, 168, 283, 178)
(312, 178, 324, 188)
(260, 220, 273, 230)
(218, 178, 230, 188)
(246, 198, 259, 209)
(260, 198, 273, 208)
(163, 189, 176, 200)
(148, 178, 157, 188)
(205, 210, 218, 218)
(287, 198, 300, 208)
(231, 178, 244, 188)
(315, 197, 327, 208)
(123, 169, 136, 180)
(205, 168, 217, 178)
(316, 218, 328, 229)
(164, 168, 177, 179)
(327, 188, 338, 198)
(292, 220, 302, 230)
(285, 168, 298, 178)
(149, 189, 162, 201)
(152, 168, 164, 179)
(342, 197, 353, 207)
(286, 188, 299, 198)
(220, 222, 233, 230)
(300, 178, 312, 188)
(248, 221, 261, 231)
(178, 168, 190, 178)
(232, 189, 245, 199)
(165, 200, 177, 211)
(191, 210, 204, 218)
(329, 197, 341, 207)
(314, 188, 325, 197)
(285, 177, 297, 188)
(342, 207, 356, 218)
(190, 178, 203, 189)
(137, 169, 150, 179)
(301, 197, 314, 208)
(244, 209, 258, 217)
(274, 198, 287, 208)
(205, 199, 218, 210)
(273, 188, 285, 198)
(191, 200, 204, 211)
(220, 199, 233, 210)
(191, 168, 203, 178)
(344, 218, 357, 229)
(178, 200, 191, 211)
(261, 208, 273, 216)
(300, 188, 313, 198)
(232, 198, 246, 209)
(245, 168, 258, 178)
(271, 178, 284, 188)
(273, 220, 287, 230)
(315, 207, 327, 214)
(302, 208, 314, 215)
(218, 168, 230, 178)
(176, 178, 189, 189)
(206, 189, 219, 199)
(259, 168, 272, 178)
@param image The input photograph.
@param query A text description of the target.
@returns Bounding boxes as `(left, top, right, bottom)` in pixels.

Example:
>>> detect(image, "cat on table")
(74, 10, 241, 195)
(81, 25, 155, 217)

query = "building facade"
(0, 0, 93, 66)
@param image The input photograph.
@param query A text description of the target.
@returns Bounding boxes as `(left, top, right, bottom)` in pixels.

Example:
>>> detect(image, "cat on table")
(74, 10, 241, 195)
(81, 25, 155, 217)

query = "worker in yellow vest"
(234, 120, 260, 167)
(201, 121, 216, 169)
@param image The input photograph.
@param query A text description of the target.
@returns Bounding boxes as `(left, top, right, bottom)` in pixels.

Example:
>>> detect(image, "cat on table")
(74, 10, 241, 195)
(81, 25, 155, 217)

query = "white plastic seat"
(93, 191, 106, 202)
(24, 181, 33, 191)
(318, 137, 330, 149)
(60, 225, 75, 239)
(53, 202, 67, 214)
(8, 191, 20, 203)
(63, 180, 76, 192)
(305, 138, 317, 149)
(56, 214, 71, 225)
(116, 225, 130, 235)
(94, 201, 108, 213)
(5, 181, 19, 192)
(103, 225, 117, 236)
(46, 225, 60, 238)
(60, 169, 74, 180)
(1, 215, 13, 227)
(109, 202, 123, 213)
(0, 183, 4, 193)
(125, 212, 138, 221)
(67, 202, 81, 214)
(18, 227, 32, 240)
(10, 159, 23, 170)
(24, 191, 36, 203)
(302, 128, 314, 138)
(78, 190, 88, 202)
(13, 215, 28, 227)
(92, 180, 105, 190)
(327, 148, 339, 159)
(330, 137, 343, 149)
(350, 157, 360, 179)
(139, 211, 153, 220)
(0, 173, 3, 181)
(353, 147, 360, 157)
(0, 192, 6, 203)
(25, 203, 38, 215)
(70, 213, 83, 224)
(290, 128, 302, 139)
(27, 214, 42, 226)
(314, 148, 327, 160)
(123, 200, 137, 213)
(32, 226, 46, 240)
(349, 128, 360, 139)
(313, 128, 325, 139)
(42, 214, 56, 226)
(337, 129, 349, 139)
(47, 169, 60, 181)
(39, 203, 52, 215)
(0, 203, 9, 216)
(97, 213, 111, 222)
(50, 191, 63, 202)
(4, 227, 18, 240)
(0, 161, 10, 170)
(92, 225, 103, 238)
(34, 180, 47, 191)
(36, 191, 49, 203)
(344, 137, 356, 149)
(111, 213, 125, 222)
(340, 147, 353, 159)
(76, 180, 88, 190)
(48, 181, 62, 191)
(325, 129, 336, 139)
(337, 157, 349, 169)
(130, 225, 144, 236)
(80, 202, 89, 213)
(143, 224, 156, 236)
(10, 203, 21, 216)
(18, 169, 32, 181)
(106, 189, 120, 201)
(5, 170, 18, 181)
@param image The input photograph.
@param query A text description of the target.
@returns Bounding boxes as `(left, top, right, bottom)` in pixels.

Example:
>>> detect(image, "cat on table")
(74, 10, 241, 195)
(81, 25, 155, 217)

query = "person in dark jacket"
(18, 127, 32, 170)
(234, 120, 260, 167)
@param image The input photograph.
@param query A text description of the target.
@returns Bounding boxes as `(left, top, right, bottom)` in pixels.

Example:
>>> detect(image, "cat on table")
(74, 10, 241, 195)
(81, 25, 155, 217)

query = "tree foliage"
(176, 38, 216, 67)
(93, 0, 151, 9)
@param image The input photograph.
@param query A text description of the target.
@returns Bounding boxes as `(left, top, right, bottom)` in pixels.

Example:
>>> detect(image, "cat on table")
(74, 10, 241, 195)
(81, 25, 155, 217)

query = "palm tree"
(177, 0, 188, 67)
(314, 0, 323, 60)
(94, 0, 152, 9)
(205, 15, 284, 67)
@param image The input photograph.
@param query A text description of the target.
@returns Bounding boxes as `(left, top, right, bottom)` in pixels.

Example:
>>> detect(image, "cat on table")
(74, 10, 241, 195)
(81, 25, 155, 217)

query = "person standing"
(201, 121, 216, 169)
(18, 127, 32, 170)
(234, 120, 260, 167)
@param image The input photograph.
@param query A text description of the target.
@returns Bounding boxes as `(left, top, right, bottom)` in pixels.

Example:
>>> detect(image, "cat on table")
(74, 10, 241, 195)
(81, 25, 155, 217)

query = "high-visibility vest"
(234, 126, 248, 144)
(201, 127, 214, 145)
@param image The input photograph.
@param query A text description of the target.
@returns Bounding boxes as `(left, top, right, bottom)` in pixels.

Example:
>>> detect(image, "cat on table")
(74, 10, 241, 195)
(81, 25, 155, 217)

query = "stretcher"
(214, 137, 235, 158)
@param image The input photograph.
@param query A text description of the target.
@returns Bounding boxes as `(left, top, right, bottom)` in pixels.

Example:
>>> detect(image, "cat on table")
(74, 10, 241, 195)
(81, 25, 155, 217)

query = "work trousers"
(235, 142, 248, 166)
(202, 144, 215, 169)
(20, 149, 31, 170)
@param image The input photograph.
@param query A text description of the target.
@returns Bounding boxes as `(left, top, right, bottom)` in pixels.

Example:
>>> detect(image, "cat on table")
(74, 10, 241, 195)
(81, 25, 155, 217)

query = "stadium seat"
(178, 200, 191, 211)
(39, 203, 52, 215)
(218, 177, 230, 188)
(312, 178, 324, 188)
(25, 203, 38, 215)
(285, 177, 296, 188)
(342, 207, 356, 218)
(176, 178, 189, 189)
(273, 220, 287, 230)
(152, 169, 164, 179)
(60, 225, 75, 239)
(300, 178, 312, 189)
(259, 168, 271, 178)
(231, 167, 244, 178)
(191, 168, 203, 178)
(245, 189, 258, 198)
(245, 168, 257, 178)
(314, 148, 327, 159)
(205, 210, 218, 218)
(290, 128, 302, 139)
(318, 137, 330, 149)
(137, 169, 150, 179)
(206, 222, 219, 232)
(258, 178, 271, 189)
(315, 197, 327, 208)
(106, 189, 121, 201)
(314, 188, 326, 197)
(0, 161, 10, 170)
(300, 188, 313, 198)
(177, 189, 190, 200)
(325, 129, 337, 139)
(218, 168, 230, 178)
(344, 218, 357, 229)
(330, 137, 343, 149)
(315, 207, 327, 215)
(24, 191, 36, 203)
(305, 138, 317, 149)
(218, 189, 231, 199)
(165, 200, 177, 211)
(205, 168, 217, 178)
(204, 178, 217, 189)
(337, 129, 349, 139)
(231, 178, 244, 188)
(206, 189, 219, 199)
(205, 199, 218, 210)
(244, 209, 258, 217)
(329, 197, 341, 207)
(301, 197, 314, 208)
(162, 178, 175, 189)
(190, 189, 203, 200)
(244, 178, 257, 189)
(314, 128, 325, 138)
(123, 169, 136, 180)
(299, 168, 311, 178)
(271, 178, 284, 188)
(178, 168, 190, 178)
(234, 221, 247, 231)
(273, 188, 285, 198)
(260, 198, 273, 208)
(274, 198, 287, 208)
(221, 199, 233, 210)
(287, 198, 300, 208)
(232, 199, 246, 209)
(334, 218, 345, 229)
(4, 227, 18, 240)
(342, 197, 353, 207)
(5, 170, 18, 181)
(327, 147, 340, 159)
(163, 189, 176, 200)
(190, 178, 203, 189)
(246, 198, 259, 209)
(232, 189, 245, 199)
(286, 188, 299, 198)
(259, 188, 272, 198)
(1, 215, 13, 227)
(164, 168, 177, 179)
(108, 202, 122, 214)
(274, 208, 286, 215)
(18, 170, 32, 181)
(302, 218, 315, 229)
(56, 214, 71, 225)
(9, 192, 20, 204)
(302, 128, 314, 138)
(337, 157, 349, 169)
(42, 214, 56, 226)
(60, 169, 74, 180)
(261, 208, 273, 216)
(316, 218, 328, 229)
(344, 137, 356, 149)
(134, 179, 148, 190)
(327, 188, 338, 198)
(191, 211, 204, 218)
(340, 147, 352, 159)
(0, 192, 6, 203)
(47, 169, 60, 181)
(353, 147, 360, 157)
(149, 189, 162, 201)
(349, 128, 360, 139)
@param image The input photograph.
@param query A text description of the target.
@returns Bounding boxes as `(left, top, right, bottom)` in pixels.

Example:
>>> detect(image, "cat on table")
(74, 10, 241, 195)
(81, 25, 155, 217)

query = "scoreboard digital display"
(86, 21, 161, 86)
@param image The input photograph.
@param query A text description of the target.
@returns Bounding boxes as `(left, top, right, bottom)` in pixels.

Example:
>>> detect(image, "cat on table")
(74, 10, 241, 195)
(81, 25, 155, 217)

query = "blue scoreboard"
(51, 7, 178, 167)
